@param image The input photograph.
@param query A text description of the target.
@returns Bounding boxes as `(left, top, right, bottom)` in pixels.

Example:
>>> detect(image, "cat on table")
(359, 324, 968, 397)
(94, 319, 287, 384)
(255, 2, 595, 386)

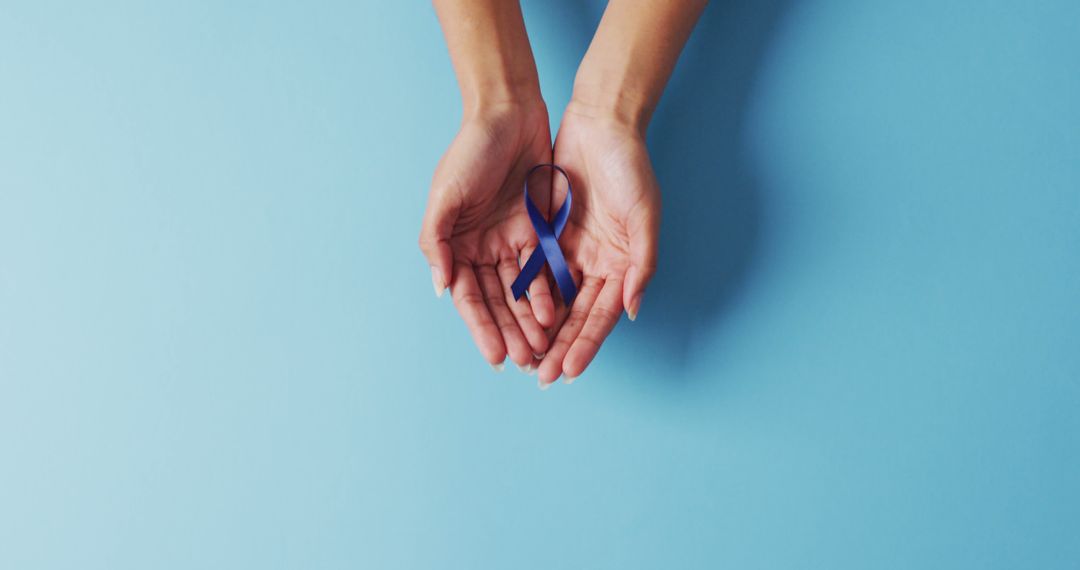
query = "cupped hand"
(536, 103, 661, 386)
(419, 102, 557, 370)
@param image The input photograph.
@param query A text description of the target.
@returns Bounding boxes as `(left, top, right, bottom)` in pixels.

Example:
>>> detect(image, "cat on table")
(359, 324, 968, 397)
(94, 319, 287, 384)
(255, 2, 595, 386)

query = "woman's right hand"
(419, 101, 556, 371)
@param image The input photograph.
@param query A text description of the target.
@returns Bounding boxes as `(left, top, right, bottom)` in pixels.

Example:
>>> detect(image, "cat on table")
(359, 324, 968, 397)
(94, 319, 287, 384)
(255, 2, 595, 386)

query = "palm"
(421, 106, 556, 369)
(535, 111, 661, 384)
(438, 141, 536, 272)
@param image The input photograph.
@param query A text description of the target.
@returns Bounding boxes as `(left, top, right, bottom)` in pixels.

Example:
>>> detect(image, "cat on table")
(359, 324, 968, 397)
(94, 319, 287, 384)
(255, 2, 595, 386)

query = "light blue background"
(2, 1, 1078, 568)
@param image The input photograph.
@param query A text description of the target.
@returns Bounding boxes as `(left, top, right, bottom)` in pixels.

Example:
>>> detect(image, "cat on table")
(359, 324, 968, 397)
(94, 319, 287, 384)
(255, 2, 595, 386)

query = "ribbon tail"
(510, 247, 548, 300)
(537, 231, 577, 305)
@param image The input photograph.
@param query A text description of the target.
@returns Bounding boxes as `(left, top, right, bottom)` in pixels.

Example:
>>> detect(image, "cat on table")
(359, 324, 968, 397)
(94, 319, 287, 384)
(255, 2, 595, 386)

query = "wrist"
(569, 55, 655, 135)
(462, 97, 549, 142)
(460, 79, 545, 121)
(565, 87, 652, 137)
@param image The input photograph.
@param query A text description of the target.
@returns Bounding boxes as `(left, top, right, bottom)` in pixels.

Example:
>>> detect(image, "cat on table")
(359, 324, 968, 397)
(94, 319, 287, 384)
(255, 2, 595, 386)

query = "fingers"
(418, 197, 457, 297)
(623, 207, 660, 320)
(449, 263, 506, 367)
(518, 245, 555, 328)
(537, 276, 604, 386)
(563, 279, 624, 379)
(476, 265, 534, 369)
(496, 258, 549, 358)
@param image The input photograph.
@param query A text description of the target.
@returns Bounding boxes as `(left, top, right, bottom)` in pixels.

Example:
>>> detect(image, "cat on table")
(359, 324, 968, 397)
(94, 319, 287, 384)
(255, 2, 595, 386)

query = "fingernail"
(431, 266, 446, 298)
(538, 378, 552, 391)
(490, 360, 505, 373)
(563, 374, 578, 385)
(628, 294, 643, 321)
(532, 352, 546, 359)
(516, 362, 534, 374)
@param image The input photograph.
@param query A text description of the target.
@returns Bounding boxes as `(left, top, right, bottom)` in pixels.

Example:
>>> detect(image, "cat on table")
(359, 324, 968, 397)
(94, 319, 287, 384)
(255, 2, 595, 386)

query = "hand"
(419, 102, 557, 370)
(427, 0, 699, 382)
(536, 102, 661, 386)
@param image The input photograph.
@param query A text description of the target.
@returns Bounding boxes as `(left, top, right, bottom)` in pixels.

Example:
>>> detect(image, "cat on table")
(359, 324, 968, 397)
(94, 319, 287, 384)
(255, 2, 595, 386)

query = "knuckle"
(590, 306, 620, 322)
(497, 321, 520, 336)
(575, 334, 602, 350)
(417, 234, 434, 253)
(565, 314, 587, 330)
(458, 292, 485, 307)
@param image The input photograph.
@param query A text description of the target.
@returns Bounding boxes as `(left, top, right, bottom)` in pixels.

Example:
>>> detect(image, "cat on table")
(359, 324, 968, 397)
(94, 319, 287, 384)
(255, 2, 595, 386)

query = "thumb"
(418, 192, 458, 298)
(623, 206, 659, 321)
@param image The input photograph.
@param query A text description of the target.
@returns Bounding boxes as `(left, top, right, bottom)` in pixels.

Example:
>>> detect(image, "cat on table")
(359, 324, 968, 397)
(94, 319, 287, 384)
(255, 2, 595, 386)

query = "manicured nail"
(516, 363, 534, 374)
(490, 360, 505, 373)
(628, 294, 643, 321)
(563, 374, 578, 385)
(538, 378, 552, 390)
(431, 266, 446, 298)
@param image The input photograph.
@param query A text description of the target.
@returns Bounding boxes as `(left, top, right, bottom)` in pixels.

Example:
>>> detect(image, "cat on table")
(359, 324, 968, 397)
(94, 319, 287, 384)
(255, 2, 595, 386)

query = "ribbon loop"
(511, 164, 578, 304)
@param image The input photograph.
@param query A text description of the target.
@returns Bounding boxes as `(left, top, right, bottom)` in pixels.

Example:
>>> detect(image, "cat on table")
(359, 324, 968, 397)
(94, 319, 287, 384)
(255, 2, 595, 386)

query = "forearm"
(569, 0, 707, 133)
(432, 0, 543, 117)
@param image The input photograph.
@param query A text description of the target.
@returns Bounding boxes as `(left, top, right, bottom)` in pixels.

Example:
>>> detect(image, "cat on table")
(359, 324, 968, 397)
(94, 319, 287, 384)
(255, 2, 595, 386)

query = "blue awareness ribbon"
(511, 164, 578, 305)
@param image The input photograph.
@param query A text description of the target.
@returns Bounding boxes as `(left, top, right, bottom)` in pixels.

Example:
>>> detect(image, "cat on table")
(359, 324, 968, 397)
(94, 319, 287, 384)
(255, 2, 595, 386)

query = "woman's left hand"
(536, 102, 661, 386)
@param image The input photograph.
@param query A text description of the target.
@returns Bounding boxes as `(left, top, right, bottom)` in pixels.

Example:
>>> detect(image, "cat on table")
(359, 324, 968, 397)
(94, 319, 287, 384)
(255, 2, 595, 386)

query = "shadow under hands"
(622, 0, 792, 371)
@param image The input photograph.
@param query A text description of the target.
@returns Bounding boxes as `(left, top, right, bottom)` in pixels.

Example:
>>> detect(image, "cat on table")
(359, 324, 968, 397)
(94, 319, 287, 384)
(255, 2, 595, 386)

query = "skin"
(421, 0, 707, 385)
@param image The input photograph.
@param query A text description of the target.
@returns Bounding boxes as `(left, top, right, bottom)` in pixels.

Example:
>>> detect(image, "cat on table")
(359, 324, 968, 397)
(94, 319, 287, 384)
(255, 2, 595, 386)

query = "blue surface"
(2, 1, 1078, 568)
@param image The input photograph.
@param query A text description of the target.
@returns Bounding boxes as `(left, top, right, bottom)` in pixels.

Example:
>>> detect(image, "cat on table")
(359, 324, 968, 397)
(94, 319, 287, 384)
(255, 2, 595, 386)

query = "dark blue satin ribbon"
(511, 164, 578, 304)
